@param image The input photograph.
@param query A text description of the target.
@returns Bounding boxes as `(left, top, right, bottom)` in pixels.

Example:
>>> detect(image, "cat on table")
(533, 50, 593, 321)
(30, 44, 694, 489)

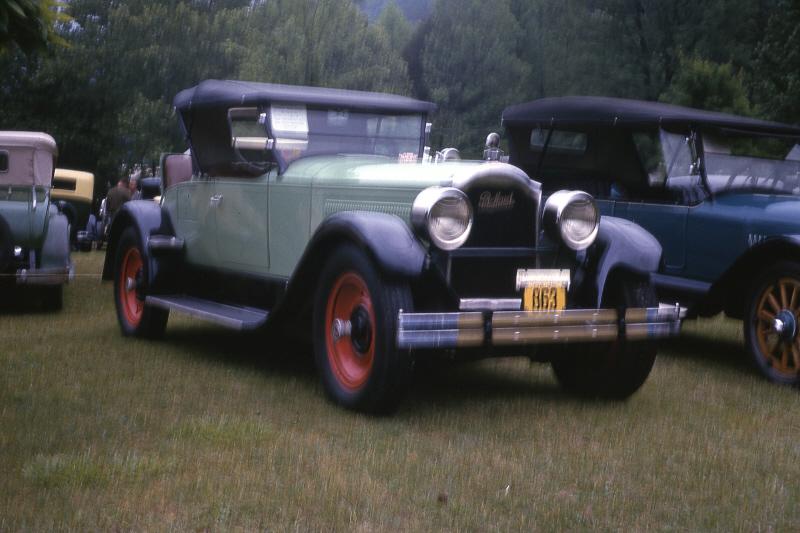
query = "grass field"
(1, 252, 797, 531)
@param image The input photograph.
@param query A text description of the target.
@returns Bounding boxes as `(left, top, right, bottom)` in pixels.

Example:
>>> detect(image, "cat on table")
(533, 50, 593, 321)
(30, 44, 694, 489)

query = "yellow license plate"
(523, 285, 566, 311)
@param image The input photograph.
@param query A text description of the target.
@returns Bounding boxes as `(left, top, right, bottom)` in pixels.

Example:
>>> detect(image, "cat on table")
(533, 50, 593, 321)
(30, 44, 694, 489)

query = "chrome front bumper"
(397, 305, 684, 350)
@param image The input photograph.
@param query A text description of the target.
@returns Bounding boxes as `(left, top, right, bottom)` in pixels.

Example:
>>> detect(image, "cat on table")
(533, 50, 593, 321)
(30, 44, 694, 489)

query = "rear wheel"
(744, 262, 800, 385)
(551, 276, 658, 399)
(313, 244, 413, 413)
(113, 227, 168, 338)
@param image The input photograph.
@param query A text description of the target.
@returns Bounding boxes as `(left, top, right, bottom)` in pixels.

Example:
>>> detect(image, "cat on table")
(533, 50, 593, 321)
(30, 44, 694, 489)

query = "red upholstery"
(163, 153, 192, 188)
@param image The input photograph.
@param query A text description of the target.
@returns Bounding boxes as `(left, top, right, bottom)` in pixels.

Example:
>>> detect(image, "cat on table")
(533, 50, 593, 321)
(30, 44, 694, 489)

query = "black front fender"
(306, 211, 426, 278)
(101, 200, 176, 281)
(584, 216, 662, 307)
(270, 211, 426, 324)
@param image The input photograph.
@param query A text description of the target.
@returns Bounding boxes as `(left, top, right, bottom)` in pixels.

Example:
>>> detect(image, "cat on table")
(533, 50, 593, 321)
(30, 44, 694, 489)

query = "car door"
(267, 165, 312, 278)
(617, 200, 689, 273)
(213, 173, 270, 274)
(173, 176, 218, 267)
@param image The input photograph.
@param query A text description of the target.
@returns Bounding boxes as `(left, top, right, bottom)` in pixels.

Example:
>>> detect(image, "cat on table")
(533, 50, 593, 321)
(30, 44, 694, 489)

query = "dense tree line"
(1, 0, 798, 194)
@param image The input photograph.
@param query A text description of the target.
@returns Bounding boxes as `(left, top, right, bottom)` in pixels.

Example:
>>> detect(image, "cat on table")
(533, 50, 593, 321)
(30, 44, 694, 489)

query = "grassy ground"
(0, 252, 797, 531)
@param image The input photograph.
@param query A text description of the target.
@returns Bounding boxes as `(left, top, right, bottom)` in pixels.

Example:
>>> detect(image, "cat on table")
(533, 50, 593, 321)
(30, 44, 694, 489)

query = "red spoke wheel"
(313, 244, 412, 413)
(113, 227, 169, 338)
(745, 263, 800, 385)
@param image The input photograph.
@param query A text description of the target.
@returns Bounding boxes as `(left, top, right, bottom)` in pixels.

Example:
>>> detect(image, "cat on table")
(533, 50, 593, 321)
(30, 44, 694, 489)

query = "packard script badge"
(478, 191, 515, 212)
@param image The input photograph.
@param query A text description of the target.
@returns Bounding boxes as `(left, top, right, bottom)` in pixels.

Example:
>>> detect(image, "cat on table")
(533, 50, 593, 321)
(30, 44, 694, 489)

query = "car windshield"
(702, 132, 800, 195)
(632, 129, 800, 200)
(268, 105, 425, 165)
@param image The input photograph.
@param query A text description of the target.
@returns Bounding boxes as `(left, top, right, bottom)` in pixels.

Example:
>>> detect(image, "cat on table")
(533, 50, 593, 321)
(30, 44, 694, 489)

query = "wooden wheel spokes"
(758, 309, 775, 323)
(776, 278, 800, 314)
(765, 290, 781, 314)
(755, 277, 800, 376)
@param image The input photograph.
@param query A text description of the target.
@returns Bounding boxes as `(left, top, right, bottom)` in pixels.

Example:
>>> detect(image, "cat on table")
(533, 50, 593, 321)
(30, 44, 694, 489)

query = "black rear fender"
(101, 201, 177, 285)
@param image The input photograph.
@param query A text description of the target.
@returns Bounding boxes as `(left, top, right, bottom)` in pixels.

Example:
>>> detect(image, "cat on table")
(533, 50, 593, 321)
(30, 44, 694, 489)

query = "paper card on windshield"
(271, 105, 309, 138)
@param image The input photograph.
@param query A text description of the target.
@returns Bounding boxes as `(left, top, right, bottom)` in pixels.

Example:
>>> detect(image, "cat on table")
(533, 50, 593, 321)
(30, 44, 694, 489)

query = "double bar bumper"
(397, 305, 684, 350)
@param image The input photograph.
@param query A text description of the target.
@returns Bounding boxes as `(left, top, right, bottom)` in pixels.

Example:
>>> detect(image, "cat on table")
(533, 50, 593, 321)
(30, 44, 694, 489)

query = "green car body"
(103, 80, 683, 412)
(163, 158, 481, 278)
(0, 132, 72, 309)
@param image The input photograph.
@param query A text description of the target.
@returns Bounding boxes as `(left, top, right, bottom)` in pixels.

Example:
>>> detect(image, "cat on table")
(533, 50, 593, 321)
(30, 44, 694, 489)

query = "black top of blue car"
(174, 79, 437, 114)
(502, 96, 800, 137)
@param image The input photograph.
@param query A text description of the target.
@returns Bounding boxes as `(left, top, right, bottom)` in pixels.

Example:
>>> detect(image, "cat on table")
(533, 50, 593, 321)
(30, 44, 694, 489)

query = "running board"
(145, 295, 269, 330)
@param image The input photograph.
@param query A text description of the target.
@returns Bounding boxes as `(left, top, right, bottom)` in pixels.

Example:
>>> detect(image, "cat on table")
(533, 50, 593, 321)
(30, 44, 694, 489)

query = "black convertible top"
(174, 79, 437, 114)
(502, 96, 800, 137)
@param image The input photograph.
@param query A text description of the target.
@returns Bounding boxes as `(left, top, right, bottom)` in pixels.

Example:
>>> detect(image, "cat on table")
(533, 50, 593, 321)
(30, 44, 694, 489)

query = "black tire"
(0, 214, 13, 273)
(42, 285, 63, 311)
(312, 244, 413, 413)
(551, 276, 658, 399)
(113, 227, 168, 338)
(744, 262, 800, 386)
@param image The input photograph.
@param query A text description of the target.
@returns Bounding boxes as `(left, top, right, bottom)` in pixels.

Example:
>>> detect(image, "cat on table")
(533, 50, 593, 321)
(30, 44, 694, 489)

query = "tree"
(659, 55, 752, 115)
(417, 0, 529, 153)
(239, 0, 410, 94)
(751, 0, 800, 124)
(0, 0, 70, 54)
(377, 1, 412, 53)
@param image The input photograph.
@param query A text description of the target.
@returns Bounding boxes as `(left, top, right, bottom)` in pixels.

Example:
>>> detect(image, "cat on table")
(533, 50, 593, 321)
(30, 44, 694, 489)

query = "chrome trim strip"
(399, 310, 483, 330)
(16, 267, 71, 285)
(493, 308, 617, 327)
(493, 323, 619, 345)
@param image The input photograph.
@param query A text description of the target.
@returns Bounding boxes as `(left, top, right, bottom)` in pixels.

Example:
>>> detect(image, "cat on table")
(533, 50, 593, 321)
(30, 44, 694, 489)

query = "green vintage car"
(0, 131, 73, 309)
(102, 80, 682, 412)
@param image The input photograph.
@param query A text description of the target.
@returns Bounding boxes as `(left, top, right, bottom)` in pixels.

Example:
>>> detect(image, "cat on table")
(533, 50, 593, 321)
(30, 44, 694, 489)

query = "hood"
(283, 155, 488, 189)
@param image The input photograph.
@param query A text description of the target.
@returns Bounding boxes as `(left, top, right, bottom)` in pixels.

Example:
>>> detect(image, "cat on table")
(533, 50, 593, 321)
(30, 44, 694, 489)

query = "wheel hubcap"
(350, 306, 373, 356)
(772, 310, 796, 342)
(754, 277, 800, 376)
(119, 247, 144, 327)
(324, 272, 376, 391)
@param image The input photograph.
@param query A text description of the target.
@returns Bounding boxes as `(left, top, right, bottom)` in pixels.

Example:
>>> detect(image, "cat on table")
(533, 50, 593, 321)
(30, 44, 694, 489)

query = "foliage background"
(1, 0, 798, 196)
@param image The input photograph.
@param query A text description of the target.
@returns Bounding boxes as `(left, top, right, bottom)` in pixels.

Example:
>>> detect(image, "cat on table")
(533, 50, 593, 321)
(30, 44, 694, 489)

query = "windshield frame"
(698, 127, 800, 199)
(265, 103, 429, 174)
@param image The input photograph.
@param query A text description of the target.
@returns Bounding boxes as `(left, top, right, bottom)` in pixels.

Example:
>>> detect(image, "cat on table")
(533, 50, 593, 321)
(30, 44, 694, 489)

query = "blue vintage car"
(501, 96, 800, 385)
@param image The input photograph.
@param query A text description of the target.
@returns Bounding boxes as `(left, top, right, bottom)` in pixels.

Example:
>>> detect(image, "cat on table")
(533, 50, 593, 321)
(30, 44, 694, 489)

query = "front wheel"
(744, 262, 800, 385)
(312, 244, 413, 413)
(551, 276, 658, 399)
(113, 227, 168, 338)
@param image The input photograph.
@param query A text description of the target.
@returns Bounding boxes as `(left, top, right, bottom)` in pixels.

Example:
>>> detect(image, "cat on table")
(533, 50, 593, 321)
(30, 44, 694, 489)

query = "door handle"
(209, 194, 223, 208)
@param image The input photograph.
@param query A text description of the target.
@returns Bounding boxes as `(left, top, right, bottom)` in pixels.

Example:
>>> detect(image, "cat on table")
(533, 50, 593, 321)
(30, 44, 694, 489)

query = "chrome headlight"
(543, 190, 599, 251)
(412, 187, 473, 250)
